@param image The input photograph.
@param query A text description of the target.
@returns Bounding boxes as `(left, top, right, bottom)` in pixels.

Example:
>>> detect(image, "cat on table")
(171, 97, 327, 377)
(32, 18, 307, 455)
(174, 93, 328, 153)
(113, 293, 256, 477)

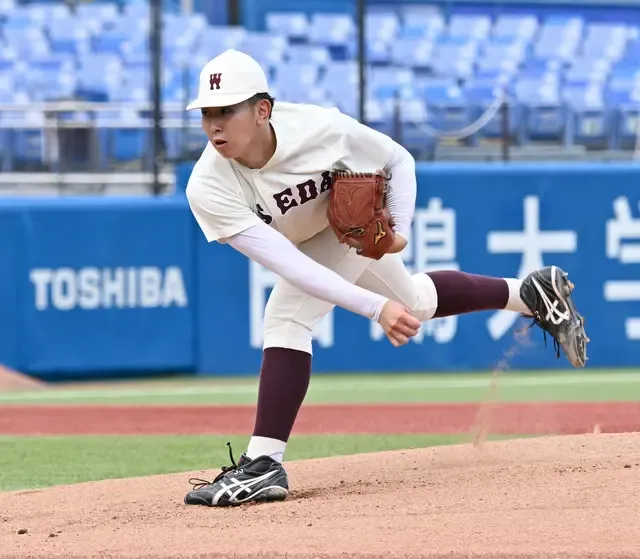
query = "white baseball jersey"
(187, 102, 417, 322)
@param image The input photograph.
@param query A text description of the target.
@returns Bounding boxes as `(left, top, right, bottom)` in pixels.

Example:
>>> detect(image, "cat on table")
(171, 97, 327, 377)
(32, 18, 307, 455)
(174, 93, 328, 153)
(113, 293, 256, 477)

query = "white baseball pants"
(262, 227, 438, 354)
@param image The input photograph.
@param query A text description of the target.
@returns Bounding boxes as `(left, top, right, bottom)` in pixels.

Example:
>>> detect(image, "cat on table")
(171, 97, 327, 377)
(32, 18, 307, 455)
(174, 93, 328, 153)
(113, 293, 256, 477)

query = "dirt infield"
(1, 402, 640, 435)
(1, 433, 640, 558)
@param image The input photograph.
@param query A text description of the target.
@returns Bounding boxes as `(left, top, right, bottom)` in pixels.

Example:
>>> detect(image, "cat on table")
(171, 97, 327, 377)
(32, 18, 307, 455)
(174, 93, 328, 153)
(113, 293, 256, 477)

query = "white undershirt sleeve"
(383, 143, 417, 242)
(225, 221, 389, 321)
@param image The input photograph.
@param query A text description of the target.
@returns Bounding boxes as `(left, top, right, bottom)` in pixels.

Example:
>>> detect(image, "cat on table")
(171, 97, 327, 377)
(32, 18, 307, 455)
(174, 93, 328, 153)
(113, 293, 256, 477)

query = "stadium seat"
(0, 0, 16, 17)
(3, 27, 50, 58)
(492, 14, 539, 42)
(94, 110, 150, 165)
(265, 12, 309, 42)
(390, 38, 433, 70)
(399, 7, 445, 40)
(272, 62, 321, 98)
(76, 2, 120, 23)
(238, 32, 287, 67)
(48, 23, 92, 57)
(286, 44, 331, 66)
(365, 11, 400, 44)
(448, 15, 491, 41)
(0, 111, 47, 170)
(565, 58, 612, 85)
(308, 12, 354, 58)
(533, 17, 584, 61)
(431, 39, 479, 79)
(616, 106, 640, 149)
(563, 84, 613, 148)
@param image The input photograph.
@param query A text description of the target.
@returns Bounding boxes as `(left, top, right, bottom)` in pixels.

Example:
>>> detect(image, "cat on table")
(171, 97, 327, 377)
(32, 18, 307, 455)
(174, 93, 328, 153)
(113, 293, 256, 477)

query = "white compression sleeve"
(383, 143, 417, 241)
(225, 221, 389, 321)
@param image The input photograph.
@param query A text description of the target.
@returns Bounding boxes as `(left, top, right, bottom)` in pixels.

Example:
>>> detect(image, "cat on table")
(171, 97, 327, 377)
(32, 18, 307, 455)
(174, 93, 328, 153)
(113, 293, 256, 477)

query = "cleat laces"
(188, 441, 238, 491)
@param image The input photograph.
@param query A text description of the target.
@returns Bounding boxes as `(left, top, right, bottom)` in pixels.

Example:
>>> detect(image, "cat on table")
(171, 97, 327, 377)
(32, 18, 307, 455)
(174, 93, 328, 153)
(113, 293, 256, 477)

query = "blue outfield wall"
(2, 163, 640, 380)
(0, 196, 195, 381)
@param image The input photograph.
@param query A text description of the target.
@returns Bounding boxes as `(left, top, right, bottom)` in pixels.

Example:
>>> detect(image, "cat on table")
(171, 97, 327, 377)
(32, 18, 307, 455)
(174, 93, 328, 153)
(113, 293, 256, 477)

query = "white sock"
(246, 436, 287, 463)
(503, 278, 532, 315)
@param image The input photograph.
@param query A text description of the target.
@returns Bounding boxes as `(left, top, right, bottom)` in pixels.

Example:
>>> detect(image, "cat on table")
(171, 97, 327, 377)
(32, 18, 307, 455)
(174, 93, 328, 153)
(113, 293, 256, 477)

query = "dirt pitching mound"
(2, 433, 640, 559)
(0, 365, 46, 392)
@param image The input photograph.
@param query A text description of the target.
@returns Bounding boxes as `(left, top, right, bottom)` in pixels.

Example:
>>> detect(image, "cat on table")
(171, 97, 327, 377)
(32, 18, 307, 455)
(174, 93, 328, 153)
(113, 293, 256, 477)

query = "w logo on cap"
(209, 73, 222, 90)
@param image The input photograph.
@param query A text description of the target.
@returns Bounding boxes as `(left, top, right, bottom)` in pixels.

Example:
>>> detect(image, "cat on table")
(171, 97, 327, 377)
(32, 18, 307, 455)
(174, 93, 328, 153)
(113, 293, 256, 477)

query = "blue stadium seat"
(238, 32, 287, 67)
(0, 0, 16, 17)
(75, 54, 123, 101)
(582, 23, 631, 63)
(566, 58, 611, 85)
(448, 15, 491, 41)
(308, 13, 355, 47)
(463, 80, 523, 142)
(492, 14, 538, 42)
(476, 41, 526, 78)
(0, 54, 17, 72)
(196, 26, 247, 58)
(369, 66, 414, 100)
(389, 38, 433, 70)
(286, 44, 331, 66)
(76, 2, 119, 23)
(563, 84, 612, 148)
(48, 23, 91, 57)
(265, 12, 309, 42)
(163, 11, 208, 46)
(91, 26, 134, 55)
(29, 69, 77, 101)
(3, 28, 50, 58)
(399, 7, 444, 41)
(400, 98, 438, 157)
(514, 75, 561, 105)
(533, 17, 584, 61)
(280, 87, 330, 106)
(2, 7, 39, 29)
(272, 62, 320, 95)
(0, 71, 13, 102)
(519, 58, 562, 78)
(616, 105, 640, 149)
(367, 39, 391, 65)
(0, 111, 47, 169)
(95, 111, 151, 164)
(26, 2, 71, 24)
(364, 98, 394, 137)
(416, 80, 471, 137)
(123, 0, 150, 21)
(431, 39, 479, 79)
(365, 11, 400, 44)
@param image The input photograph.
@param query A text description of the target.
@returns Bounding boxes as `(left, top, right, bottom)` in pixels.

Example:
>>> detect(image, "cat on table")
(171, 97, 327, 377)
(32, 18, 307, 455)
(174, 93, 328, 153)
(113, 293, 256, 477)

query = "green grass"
(2, 370, 640, 406)
(1, 369, 637, 493)
(0, 434, 510, 492)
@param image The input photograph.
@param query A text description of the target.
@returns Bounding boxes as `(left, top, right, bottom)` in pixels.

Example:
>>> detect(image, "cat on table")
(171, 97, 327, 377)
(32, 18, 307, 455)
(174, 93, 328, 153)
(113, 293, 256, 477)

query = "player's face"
(200, 101, 261, 159)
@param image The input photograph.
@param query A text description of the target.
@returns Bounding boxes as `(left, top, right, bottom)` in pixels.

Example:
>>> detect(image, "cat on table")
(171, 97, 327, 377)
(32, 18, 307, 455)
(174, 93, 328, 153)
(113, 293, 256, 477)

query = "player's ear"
(255, 99, 271, 124)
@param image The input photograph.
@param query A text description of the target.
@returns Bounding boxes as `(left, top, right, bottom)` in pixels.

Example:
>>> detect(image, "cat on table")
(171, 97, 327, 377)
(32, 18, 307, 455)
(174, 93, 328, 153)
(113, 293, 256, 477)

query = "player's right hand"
(378, 300, 421, 347)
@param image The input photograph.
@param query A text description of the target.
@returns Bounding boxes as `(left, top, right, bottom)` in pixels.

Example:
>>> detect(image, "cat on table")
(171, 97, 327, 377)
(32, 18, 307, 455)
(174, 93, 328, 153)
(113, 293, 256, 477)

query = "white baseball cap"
(186, 49, 269, 110)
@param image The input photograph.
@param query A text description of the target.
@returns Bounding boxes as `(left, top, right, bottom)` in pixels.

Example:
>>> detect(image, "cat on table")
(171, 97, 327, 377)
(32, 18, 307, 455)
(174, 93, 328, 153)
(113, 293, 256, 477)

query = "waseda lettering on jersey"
(209, 73, 222, 90)
(256, 204, 273, 225)
(273, 172, 333, 215)
(296, 179, 318, 204)
(319, 171, 332, 193)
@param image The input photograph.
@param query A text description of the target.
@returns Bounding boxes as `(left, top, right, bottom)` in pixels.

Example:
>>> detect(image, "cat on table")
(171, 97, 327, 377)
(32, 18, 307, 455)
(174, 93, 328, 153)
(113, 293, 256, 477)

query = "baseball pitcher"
(182, 49, 589, 508)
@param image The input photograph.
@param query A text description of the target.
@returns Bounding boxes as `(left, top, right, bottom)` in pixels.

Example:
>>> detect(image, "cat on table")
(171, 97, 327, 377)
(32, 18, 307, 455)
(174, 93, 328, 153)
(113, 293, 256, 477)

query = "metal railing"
(0, 101, 205, 194)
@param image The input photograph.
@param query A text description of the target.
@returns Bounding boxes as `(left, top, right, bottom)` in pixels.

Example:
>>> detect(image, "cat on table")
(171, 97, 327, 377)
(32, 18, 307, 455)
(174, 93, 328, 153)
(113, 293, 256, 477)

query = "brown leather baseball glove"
(327, 170, 395, 260)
